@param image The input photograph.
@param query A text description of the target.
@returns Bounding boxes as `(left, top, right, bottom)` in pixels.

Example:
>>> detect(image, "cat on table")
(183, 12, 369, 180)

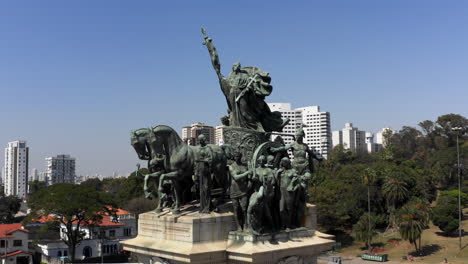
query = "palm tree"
(362, 168, 377, 249)
(383, 174, 409, 227)
(396, 202, 426, 255)
(407, 198, 432, 251)
(353, 213, 378, 249)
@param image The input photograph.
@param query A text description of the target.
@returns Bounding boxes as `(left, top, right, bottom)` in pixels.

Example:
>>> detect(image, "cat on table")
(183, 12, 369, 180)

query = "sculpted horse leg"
(159, 170, 183, 214)
(143, 174, 153, 200)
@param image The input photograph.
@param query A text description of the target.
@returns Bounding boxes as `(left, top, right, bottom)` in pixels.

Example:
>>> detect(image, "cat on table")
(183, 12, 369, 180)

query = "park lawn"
(336, 209, 468, 264)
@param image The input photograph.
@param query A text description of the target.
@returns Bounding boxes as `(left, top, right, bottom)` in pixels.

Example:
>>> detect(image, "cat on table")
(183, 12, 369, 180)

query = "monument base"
(226, 229, 333, 264)
(121, 203, 334, 264)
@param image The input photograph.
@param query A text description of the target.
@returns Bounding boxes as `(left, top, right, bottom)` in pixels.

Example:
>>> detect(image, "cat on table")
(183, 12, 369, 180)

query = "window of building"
(0, 240, 6, 248)
(109, 230, 115, 237)
(13, 240, 22, 247)
(124, 228, 131, 236)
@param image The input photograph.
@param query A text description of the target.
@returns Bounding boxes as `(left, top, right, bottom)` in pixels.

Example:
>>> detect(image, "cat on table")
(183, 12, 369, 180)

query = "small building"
(0, 223, 32, 264)
(182, 122, 216, 145)
(36, 208, 136, 262)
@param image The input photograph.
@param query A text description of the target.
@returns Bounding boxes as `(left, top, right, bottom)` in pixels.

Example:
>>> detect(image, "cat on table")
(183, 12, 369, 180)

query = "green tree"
(124, 197, 157, 215)
(435, 114, 468, 146)
(28, 183, 115, 262)
(80, 178, 103, 191)
(396, 202, 425, 254)
(352, 213, 381, 249)
(361, 167, 377, 248)
(382, 173, 409, 226)
(115, 168, 148, 206)
(432, 190, 466, 234)
(0, 195, 21, 223)
(28, 180, 47, 195)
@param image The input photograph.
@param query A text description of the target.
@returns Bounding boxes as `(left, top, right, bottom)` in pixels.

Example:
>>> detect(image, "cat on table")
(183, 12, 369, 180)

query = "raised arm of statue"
(202, 27, 223, 80)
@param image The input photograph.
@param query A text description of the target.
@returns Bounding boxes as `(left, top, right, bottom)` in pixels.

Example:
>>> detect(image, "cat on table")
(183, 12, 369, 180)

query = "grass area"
(335, 209, 468, 264)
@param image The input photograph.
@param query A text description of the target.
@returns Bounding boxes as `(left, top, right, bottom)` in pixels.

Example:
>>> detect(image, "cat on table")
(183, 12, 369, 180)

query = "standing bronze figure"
(228, 152, 251, 231)
(195, 134, 213, 213)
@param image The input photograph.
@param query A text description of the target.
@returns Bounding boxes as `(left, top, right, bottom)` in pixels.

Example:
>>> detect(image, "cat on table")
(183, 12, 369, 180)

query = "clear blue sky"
(1, 1, 467, 176)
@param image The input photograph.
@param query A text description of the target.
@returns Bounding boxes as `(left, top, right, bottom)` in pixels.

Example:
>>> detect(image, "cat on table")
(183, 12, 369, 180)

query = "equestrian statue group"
(130, 28, 323, 235)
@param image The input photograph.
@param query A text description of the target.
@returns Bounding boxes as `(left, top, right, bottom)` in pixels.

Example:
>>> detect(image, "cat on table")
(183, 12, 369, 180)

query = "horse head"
(131, 128, 151, 160)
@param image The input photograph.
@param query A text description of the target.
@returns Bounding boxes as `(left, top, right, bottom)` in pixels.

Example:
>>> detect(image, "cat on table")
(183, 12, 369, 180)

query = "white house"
(0, 223, 32, 264)
(36, 208, 136, 261)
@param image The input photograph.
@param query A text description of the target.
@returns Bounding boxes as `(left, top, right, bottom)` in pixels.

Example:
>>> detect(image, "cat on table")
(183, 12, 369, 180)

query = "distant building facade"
(181, 123, 215, 145)
(30, 168, 39, 182)
(332, 123, 367, 153)
(375, 127, 393, 147)
(3, 141, 29, 199)
(45, 155, 76, 185)
(268, 103, 331, 159)
(365, 132, 382, 154)
(215, 125, 225, 145)
(332, 124, 386, 154)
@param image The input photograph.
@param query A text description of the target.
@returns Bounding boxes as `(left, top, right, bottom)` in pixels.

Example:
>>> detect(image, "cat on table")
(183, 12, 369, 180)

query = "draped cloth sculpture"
(202, 28, 289, 133)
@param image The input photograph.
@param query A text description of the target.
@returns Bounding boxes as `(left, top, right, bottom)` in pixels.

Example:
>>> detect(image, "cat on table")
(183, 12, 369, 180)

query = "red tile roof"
(104, 206, 132, 215)
(1, 250, 33, 257)
(94, 215, 125, 227)
(31, 215, 58, 224)
(30, 207, 131, 227)
(0, 223, 28, 238)
(114, 208, 132, 215)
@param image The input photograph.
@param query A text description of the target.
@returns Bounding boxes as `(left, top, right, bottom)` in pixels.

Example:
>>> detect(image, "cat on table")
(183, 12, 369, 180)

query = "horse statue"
(131, 125, 229, 214)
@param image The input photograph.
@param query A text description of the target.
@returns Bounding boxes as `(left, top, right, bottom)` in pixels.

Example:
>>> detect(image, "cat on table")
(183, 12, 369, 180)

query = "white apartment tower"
(4, 141, 29, 199)
(332, 123, 367, 153)
(268, 103, 331, 159)
(45, 154, 76, 185)
(375, 128, 394, 146)
(215, 125, 225, 145)
(30, 168, 39, 181)
(181, 123, 215, 145)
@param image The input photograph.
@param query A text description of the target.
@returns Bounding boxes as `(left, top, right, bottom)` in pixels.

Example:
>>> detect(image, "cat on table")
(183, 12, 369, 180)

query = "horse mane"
(132, 128, 150, 137)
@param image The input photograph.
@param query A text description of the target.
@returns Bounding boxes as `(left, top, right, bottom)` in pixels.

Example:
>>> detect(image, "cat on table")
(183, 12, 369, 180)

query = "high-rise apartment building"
(215, 125, 225, 145)
(181, 123, 215, 145)
(4, 141, 29, 199)
(332, 123, 367, 153)
(45, 154, 76, 185)
(30, 168, 39, 181)
(332, 124, 386, 154)
(375, 128, 393, 146)
(268, 103, 331, 159)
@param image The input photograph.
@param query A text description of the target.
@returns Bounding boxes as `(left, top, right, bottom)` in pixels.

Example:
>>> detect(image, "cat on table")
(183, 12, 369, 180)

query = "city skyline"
(1, 1, 467, 176)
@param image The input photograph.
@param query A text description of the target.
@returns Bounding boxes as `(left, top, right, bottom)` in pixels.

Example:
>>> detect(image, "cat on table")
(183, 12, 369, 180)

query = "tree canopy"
(28, 183, 115, 261)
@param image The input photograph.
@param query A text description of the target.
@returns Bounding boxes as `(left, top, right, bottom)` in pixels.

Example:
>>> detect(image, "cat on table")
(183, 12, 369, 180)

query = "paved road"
(317, 256, 415, 264)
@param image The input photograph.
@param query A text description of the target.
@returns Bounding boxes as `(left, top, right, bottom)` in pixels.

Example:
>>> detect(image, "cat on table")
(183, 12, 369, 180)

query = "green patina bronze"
(129, 29, 324, 235)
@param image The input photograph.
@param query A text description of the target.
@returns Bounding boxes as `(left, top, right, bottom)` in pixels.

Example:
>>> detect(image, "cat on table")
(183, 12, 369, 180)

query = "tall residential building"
(215, 125, 225, 145)
(268, 103, 331, 159)
(30, 168, 39, 181)
(332, 123, 367, 153)
(45, 154, 76, 185)
(4, 141, 29, 199)
(181, 123, 215, 146)
(375, 127, 393, 146)
(39, 171, 47, 182)
(365, 132, 382, 154)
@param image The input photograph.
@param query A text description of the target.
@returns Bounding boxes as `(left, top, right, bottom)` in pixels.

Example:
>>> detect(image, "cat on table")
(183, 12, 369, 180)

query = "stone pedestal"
(226, 228, 333, 264)
(121, 203, 334, 264)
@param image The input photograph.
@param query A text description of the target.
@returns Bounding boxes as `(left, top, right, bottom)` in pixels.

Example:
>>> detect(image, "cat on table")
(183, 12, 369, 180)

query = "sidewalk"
(317, 256, 423, 264)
